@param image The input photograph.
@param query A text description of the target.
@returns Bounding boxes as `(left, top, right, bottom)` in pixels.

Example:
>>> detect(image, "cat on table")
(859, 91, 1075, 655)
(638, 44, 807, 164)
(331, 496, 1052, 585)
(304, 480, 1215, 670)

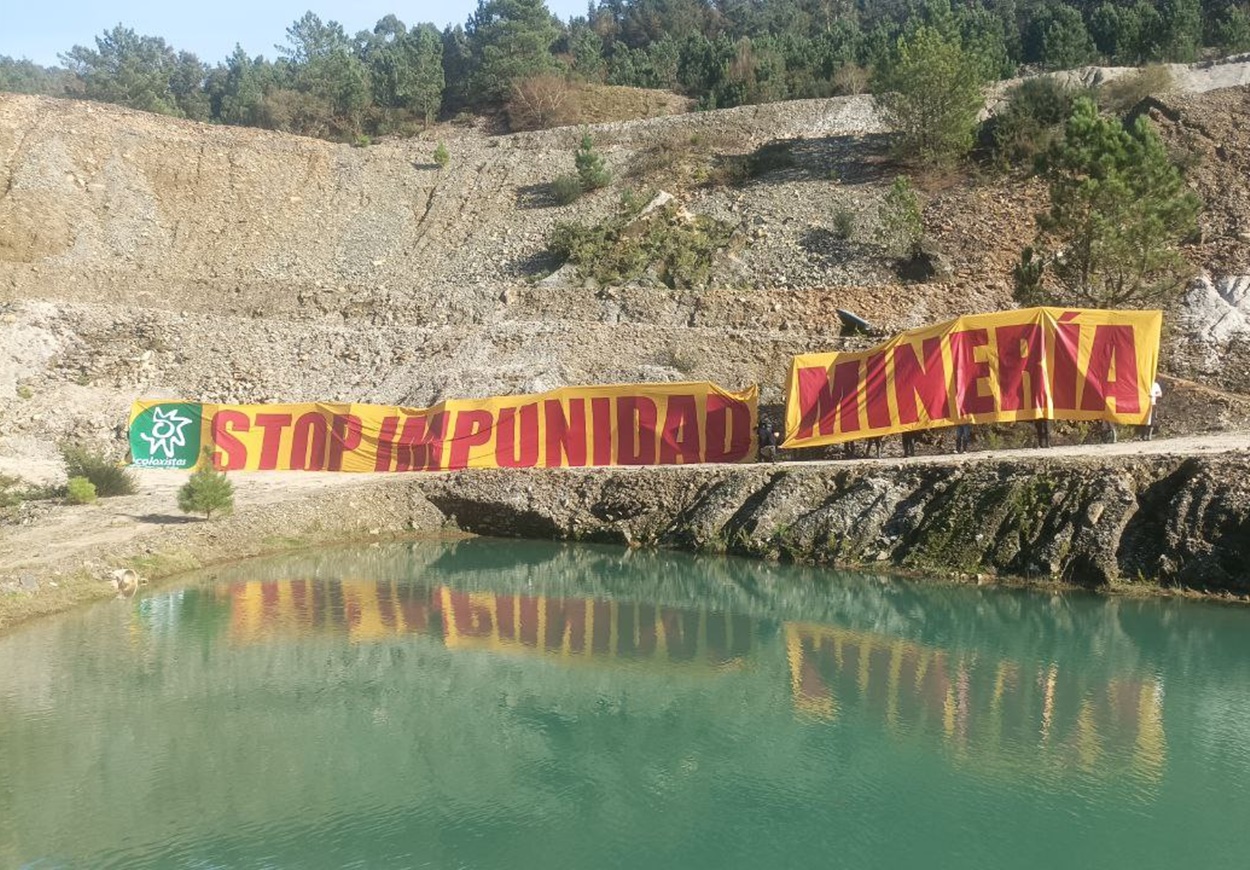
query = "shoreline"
(3, 438, 1248, 634)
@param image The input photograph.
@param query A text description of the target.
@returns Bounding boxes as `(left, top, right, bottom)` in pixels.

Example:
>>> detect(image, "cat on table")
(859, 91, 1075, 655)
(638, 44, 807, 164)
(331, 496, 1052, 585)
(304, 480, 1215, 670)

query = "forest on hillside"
(2, 0, 1248, 140)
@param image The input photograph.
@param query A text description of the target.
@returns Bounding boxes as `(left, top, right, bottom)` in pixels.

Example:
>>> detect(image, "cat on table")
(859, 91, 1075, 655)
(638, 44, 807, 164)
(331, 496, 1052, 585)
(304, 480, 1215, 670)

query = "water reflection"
(786, 622, 1164, 782)
(208, 557, 1167, 783)
(5, 540, 1250, 870)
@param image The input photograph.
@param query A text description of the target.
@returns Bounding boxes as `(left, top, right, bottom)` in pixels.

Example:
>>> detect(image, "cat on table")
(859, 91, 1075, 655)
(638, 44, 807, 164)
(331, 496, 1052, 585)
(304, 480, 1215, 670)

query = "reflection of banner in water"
(226, 580, 437, 645)
(440, 589, 752, 669)
(224, 580, 753, 670)
(785, 623, 1165, 780)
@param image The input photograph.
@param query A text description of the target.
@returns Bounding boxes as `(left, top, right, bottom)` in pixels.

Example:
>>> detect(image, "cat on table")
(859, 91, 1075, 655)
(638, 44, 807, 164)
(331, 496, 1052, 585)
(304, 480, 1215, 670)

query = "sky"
(1, 1, 591, 67)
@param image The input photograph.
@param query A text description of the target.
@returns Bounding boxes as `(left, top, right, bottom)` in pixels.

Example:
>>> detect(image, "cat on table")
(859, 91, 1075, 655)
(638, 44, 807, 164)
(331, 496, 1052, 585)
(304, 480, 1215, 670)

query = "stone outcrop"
(411, 453, 1250, 592)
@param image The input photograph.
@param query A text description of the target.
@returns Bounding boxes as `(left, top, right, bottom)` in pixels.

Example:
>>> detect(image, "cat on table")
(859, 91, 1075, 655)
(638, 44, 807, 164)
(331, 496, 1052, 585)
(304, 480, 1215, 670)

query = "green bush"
(990, 77, 1084, 167)
(880, 177, 924, 258)
(66, 476, 97, 505)
(574, 131, 611, 191)
(747, 141, 794, 178)
(832, 208, 855, 241)
(551, 174, 583, 205)
(177, 460, 235, 520)
(61, 445, 138, 497)
(432, 141, 449, 167)
(0, 473, 22, 508)
(549, 199, 734, 290)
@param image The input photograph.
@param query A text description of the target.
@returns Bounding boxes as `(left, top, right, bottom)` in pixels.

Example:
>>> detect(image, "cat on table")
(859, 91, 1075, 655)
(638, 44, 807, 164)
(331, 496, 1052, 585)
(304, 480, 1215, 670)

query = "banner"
(784, 307, 1162, 449)
(128, 382, 757, 472)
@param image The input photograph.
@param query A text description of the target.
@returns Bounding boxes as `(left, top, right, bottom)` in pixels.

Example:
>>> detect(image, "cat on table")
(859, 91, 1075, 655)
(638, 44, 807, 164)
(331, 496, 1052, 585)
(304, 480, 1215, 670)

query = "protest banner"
(784, 308, 1161, 448)
(129, 382, 757, 471)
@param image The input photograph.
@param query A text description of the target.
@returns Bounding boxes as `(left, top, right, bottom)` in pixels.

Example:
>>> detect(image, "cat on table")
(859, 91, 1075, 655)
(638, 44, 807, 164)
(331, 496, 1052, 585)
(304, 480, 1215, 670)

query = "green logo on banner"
(130, 403, 202, 469)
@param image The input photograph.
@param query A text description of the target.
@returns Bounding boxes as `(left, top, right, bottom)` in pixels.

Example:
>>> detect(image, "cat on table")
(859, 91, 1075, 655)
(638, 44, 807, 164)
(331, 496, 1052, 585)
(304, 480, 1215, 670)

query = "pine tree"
(874, 26, 984, 166)
(1034, 97, 1201, 307)
(574, 131, 611, 191)
(177, 456, 235, 520)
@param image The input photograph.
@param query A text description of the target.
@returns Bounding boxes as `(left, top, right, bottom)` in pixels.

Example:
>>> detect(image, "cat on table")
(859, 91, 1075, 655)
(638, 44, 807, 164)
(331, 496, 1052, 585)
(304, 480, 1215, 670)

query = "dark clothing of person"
(757, 421, 780, 463)
(1034, 418, 1051, 449)
(901, 432, 918, 458)
(954, 424, 972, 454)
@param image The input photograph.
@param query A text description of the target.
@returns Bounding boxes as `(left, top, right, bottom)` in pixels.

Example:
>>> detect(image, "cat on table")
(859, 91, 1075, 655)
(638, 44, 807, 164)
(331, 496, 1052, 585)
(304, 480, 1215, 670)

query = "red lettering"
(518, 596, 539, 646)
(211, 410, 249, 470)
(1053, 318, 1081, 411)
(327, 414, 362, 471)
(496, 403, 540, 468)
(659, 395, 701, 464)
(796, 361, 861, 439)
(395, 413, 447, 472)
(290, 412, 328, 471)
(617, 396, 658, 465)
(374, 416, 400, 472)
(544, 597, 587, 653)
(1081, 325, 1140, 413)
(950, 329, 995, 416)
(705, 395, 751, 462)
(448, 410, 494, 470)
(448, 591, 492, 637)
(893, 338, 948, 424)
(865, 351, 892, 429)
(591, 397, 612, 466)
(254, 413, 291, 470)
(544, 399, 587, 467)
(996, 324, 1047, 412)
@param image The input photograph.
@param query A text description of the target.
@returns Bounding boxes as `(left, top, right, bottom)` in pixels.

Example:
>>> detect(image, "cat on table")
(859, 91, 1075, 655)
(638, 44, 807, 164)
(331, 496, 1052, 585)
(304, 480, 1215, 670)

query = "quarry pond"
(2, 540, 1249, 868)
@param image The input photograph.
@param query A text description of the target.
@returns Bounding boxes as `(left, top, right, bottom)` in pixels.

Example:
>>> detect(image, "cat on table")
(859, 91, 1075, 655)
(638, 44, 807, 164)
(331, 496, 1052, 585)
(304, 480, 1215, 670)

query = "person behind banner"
(1138, 380, 1163, 441)
(757, 416, 780, 463)
(1034, 418, 1051, 449)
(954, 423, 972, 454)
(902, 431, 919, 458)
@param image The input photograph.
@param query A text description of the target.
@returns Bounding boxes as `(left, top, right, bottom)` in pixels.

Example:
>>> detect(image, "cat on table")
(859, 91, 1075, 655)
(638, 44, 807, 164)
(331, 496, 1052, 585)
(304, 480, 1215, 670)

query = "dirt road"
(1, 430, 1245, 577)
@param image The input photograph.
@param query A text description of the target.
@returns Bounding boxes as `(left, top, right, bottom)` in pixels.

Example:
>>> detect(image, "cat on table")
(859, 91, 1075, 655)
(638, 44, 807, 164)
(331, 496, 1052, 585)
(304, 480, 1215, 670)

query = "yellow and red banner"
(128, 382, 757, 472)
(784, 307, 1161, 448)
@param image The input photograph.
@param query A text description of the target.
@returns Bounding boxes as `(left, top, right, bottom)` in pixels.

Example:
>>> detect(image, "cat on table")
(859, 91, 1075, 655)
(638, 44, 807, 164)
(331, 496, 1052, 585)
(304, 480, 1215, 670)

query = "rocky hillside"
(1, 71, 1249, 477)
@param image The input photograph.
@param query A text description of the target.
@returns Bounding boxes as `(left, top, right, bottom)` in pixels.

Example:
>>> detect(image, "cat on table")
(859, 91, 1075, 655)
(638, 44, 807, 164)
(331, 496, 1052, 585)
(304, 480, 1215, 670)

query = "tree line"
(2, 0, 1249, 140)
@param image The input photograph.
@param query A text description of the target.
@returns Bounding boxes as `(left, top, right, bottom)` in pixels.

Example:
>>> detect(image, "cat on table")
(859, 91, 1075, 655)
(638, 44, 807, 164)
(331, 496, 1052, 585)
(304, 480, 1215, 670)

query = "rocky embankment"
(416, 452, 1250, 591)
(4, 447, 1247, 633)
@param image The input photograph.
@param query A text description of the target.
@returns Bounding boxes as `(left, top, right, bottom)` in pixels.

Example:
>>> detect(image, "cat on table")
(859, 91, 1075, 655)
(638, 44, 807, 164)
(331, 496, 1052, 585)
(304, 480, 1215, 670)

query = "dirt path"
(0, 431, 1246, 576)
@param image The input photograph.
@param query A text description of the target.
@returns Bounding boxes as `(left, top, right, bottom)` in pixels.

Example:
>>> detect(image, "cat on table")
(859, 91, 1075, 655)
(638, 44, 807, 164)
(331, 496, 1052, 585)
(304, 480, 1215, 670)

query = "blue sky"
(1, 1, 591, 67)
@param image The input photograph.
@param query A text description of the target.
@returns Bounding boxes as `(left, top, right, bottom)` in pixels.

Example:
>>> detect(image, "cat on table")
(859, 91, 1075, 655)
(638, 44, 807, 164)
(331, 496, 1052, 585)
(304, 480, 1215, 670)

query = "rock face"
(1177, 275, 1250, 393)
(409, 454, 1250, 591)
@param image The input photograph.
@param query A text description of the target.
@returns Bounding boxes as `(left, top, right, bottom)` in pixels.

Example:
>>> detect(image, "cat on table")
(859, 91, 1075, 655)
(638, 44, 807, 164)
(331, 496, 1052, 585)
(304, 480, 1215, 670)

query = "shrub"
(746, 141, 794, 178)
(575, 131, 612, 190)
(1098, 65, 1174, 113)
(832, 208, 855, 241)
(0, 473, 22, 508)
(66, 476, 97, 505)
(548, 199, 734, 290)
(880, 177, 924, 258)
(177, 459, 235, 520)
(989, 77, 1084, 167)
(832, 63, 870, 96)
(60, 445, 138, 497)
(506, 73, 576, 131)
(432, 141, 449, 167)
(551, 174, 584, 205)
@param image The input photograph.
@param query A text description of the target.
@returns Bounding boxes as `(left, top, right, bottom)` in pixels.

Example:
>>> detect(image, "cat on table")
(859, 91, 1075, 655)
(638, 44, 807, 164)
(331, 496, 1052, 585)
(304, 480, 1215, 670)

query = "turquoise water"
(2, 539, 1249, 868)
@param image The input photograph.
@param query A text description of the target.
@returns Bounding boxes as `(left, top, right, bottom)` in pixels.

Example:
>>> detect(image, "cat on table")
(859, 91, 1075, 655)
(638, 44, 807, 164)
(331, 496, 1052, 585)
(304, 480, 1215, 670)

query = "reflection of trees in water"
(2, 540, 1250, 865)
